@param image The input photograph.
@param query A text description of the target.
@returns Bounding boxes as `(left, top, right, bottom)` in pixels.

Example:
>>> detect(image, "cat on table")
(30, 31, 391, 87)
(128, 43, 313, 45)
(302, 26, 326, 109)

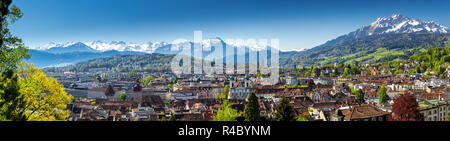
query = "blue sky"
(10, 0, 450, 50)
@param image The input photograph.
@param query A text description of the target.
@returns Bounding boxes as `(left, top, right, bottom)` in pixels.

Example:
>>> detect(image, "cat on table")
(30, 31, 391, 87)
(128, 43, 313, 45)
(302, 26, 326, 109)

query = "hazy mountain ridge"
(27, 49, 146, 68)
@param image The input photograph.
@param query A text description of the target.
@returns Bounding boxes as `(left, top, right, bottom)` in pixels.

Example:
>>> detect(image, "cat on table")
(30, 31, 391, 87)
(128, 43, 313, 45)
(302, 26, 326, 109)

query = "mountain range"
(28, 14, 450, 68)
(281, 14, 450, 67)
(313, 14, 448, 49)
(28, 38, 274, 68)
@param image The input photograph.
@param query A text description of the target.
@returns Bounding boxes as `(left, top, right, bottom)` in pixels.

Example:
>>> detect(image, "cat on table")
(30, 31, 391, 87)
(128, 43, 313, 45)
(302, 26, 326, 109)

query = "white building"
(228, 76, 251, 100)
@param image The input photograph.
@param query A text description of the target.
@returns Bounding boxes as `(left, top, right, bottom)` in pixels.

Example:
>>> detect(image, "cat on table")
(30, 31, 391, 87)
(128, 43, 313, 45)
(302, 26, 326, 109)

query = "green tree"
(378, 85, 388, 104)
(292, 83, 298, 88)
(355, 89, 365, 104)
(311, 66, 318, 77)
(160, 116, 167, 121)
(167, 84, 173, 91)
(275, 96, 296, 121)
(213, 100, 242, 121)
(168, 112, 176, 121)
(416, 66, 422, 74)
(18, 64, 73, 121)
(215, 92, 220, 99)
(296, 112, 312, 121)
(216, 85, 229, 100)
(303, 71, 310, 77)
(142, 75, 154, 86)
(119, 92, 127, 101)
(0, 0, 30, 121)
(257, 72, 262, 78)
(343, 68, 350, 77)
(244, 93, 260, 121)
(0, 69, 25, 121)
(223, 85, 229, 98)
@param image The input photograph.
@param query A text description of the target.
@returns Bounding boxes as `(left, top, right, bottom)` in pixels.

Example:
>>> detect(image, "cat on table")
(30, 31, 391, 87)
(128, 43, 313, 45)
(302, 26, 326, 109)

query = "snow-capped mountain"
(37, 38, 274, 54)
(280, 48, 307, 52)
(313, 14, 450, 50)
(31, 38, 277, 68)
(283, 14, 450, 67)
(83, 40, 170, 53)
(42, 42, 97, 53)
(351, 14, 448, 38)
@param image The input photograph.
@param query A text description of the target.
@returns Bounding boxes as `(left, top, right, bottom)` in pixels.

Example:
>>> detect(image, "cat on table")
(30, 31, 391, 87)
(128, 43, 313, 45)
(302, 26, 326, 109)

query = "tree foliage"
(216, 85, 229, 99)
(355, 89, 365, 104)
(296, 112, 312, 121)
(168, 112, 176, 121)
(378, 85, 388, 103)
(17, 64, 73, 121)
(280, 33, 450, 66)
(244, 93, 260, 121)
(213, 100, 242, 121)
(275, 96, 296, 121)
(160, 116, 167, 121)
(223, 85, 229, 99)
(0, 69, 25, 121)
(389, 91, 423, 121)
(142, 75, 154, 86)
(409, 46, 450, 78)
(105, 85, 115, 96)
(0, 0, 30, 121)
(119, 92, 127, 101)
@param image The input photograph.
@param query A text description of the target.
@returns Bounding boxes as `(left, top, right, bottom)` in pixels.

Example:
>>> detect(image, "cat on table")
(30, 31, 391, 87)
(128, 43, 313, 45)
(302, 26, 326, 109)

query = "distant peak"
(360, 14, 448, 37)
(391, 14, 405, 19)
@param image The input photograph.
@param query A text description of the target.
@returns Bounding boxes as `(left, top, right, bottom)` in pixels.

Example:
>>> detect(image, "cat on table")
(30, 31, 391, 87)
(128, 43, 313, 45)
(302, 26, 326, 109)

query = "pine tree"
(355, 89, 365, 104)
(275, 96, 296, 121)
(104, 85, 115, 97)
(244, 93, 260, 121)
